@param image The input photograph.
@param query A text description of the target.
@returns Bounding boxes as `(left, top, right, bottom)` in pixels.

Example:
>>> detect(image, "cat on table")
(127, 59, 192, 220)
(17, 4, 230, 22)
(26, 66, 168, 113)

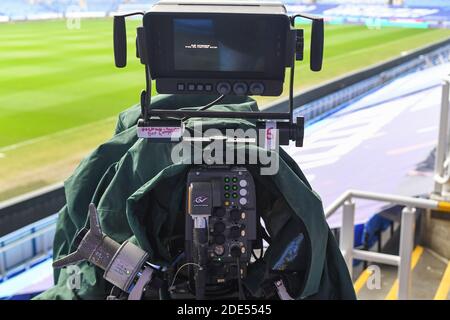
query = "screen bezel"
(143, 12, 290, 81)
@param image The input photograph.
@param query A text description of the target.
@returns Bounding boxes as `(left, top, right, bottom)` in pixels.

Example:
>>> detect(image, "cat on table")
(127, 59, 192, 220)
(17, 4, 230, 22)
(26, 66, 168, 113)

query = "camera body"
(51, 0, 325, 300)
(185, 166, 257, 294)
(139, 1, 295, 96)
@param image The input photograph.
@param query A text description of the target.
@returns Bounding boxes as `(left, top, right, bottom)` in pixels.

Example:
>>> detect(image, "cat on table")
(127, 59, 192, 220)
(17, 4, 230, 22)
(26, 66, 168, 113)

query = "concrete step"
(355, 264, 397, 300)
(354, 246, 450, 300)
(434, 260, 450, 300)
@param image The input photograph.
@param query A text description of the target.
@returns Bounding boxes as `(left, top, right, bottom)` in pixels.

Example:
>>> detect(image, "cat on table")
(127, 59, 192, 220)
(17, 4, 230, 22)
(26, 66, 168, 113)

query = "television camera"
(53, 0, 324, 300)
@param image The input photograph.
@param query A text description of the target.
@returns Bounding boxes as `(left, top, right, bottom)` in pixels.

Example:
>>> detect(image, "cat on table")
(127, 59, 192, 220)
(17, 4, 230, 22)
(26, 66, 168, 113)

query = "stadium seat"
(404, 0, 450, 8)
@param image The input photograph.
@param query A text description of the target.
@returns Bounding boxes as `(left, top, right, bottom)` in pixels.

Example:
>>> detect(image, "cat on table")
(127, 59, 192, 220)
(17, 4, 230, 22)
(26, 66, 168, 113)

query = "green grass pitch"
(0, 18, 449, 200)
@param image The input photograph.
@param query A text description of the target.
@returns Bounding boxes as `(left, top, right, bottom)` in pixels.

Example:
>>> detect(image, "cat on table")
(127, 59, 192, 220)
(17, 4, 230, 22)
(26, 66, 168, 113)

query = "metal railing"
(0, 182, 64, 238)
(325, 76, 450, 299)
(325, 189, 450, 299)
(0, 214, 57, 281)
(433, 76, 450, 196)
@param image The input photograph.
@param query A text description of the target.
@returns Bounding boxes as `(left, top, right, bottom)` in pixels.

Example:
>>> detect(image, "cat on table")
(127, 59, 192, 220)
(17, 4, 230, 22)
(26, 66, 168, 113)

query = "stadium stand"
(0, 0, 125, 21)
(1, 1, 449, 28)
(285, 0, 450, 29)
(316, 0, 389, 4)
(404, 0, 450, 8)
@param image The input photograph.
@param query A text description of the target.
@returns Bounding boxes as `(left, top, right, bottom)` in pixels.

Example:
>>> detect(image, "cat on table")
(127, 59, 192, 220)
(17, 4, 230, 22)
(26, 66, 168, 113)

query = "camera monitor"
(142, 1, 295, 96)
(113, 1, 324, 146)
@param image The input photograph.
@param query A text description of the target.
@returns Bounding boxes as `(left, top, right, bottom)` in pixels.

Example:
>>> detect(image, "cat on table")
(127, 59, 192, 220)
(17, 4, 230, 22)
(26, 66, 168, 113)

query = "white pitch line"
(410, 102, 436, 112)
(417, 126, 438, 134)
(367, 131, 386, 139)
(298, 157, 340, 170)
(386, 141, 436, 156)
(0, 116, 116, 153)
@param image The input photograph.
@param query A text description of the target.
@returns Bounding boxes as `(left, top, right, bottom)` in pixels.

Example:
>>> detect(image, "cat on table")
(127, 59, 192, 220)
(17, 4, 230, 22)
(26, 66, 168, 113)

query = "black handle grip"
(114, 16, 127, 68)
(310, 18, 324, 72)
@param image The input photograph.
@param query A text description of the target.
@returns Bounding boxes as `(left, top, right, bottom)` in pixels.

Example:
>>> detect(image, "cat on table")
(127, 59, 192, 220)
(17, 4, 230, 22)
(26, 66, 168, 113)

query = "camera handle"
(52, 203, 166, 300)
(113, 13, 153, 123)
(289, 14, 324, 124)
(289, 14, 324, 72)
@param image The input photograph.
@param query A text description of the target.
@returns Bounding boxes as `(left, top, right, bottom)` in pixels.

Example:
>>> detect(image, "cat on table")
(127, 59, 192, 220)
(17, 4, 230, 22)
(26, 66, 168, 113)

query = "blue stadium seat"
(1, 1, 449, 23)
(0, 0, 125, 18)
(404, 0, 450, 8)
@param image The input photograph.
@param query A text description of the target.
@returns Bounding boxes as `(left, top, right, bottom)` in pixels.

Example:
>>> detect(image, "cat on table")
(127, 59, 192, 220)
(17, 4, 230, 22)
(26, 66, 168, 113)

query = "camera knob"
(214, 245, 225, 256)
(214, 207, 225, 218)
(213, 221, 226, 234)
(229, 226, 241, 239)
(249, 82, 265, 95)
(216, 82, 231, 95)
(233, 82, 248, 95)
(214, 234, 226, 245)
(230, 209, 241, 222)
(230, 245, 242, 258)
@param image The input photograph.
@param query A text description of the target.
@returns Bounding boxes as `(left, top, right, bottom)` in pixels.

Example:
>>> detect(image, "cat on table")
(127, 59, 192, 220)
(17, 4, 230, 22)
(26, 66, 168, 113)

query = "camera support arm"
(114, 12, 153, 122)
(286, 13, 324, 138)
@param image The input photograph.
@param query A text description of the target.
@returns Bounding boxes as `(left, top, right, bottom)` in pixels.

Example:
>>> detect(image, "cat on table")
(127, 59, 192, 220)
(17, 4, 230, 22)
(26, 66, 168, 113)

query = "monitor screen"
(173, 17, 266, 73)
